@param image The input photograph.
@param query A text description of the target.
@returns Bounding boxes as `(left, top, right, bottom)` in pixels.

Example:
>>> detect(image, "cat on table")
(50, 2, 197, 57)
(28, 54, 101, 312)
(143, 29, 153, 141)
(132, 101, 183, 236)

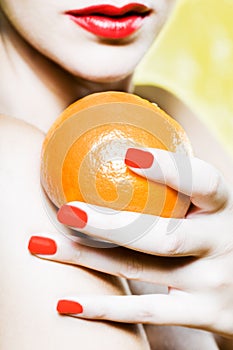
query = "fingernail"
(57, 205, 88, 228)
(57, 300, 83, 314)
(28, 236, 57, 255)
(125, 148, 154, 169)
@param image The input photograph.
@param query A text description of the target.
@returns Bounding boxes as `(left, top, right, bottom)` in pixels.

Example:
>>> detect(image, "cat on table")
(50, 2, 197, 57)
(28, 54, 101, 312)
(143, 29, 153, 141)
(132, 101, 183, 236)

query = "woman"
(0, 0, 232, 349)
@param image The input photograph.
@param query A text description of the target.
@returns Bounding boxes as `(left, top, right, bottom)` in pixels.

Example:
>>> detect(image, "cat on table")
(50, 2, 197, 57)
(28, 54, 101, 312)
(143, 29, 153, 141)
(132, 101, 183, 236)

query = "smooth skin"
(0, 115, 149, 350)
(0, 0, 175, 82)
(1, 0, 233, 348)
(0, 1, 189, 349)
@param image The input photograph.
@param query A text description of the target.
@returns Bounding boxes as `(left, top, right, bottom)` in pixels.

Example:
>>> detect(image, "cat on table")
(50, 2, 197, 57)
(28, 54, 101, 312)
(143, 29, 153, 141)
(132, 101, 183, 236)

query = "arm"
(0, 115, 149, 350)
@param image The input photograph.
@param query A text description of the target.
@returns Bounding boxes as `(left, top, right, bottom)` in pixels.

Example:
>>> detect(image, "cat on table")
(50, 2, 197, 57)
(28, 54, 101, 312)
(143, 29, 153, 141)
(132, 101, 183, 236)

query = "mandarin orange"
(41, 92, 192, 218)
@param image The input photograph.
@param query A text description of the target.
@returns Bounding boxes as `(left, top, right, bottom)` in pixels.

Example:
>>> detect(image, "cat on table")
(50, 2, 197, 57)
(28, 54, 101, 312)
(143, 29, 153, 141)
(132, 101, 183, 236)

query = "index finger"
(57, 202, 214, 257)
(125, 148, 229, 212)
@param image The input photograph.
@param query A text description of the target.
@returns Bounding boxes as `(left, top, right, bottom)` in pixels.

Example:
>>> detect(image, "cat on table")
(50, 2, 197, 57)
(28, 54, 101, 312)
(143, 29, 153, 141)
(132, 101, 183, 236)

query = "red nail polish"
(125, 148, 154, 169)
(28, 236, 57, 255)
(57, 205, 88, 228)
(57, 300, 83, 314)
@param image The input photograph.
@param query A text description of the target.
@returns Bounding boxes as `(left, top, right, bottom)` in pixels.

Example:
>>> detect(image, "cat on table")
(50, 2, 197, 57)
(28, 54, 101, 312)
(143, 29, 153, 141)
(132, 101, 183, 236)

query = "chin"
(78, 71, 132, 84)
(61, 58, 136, 84)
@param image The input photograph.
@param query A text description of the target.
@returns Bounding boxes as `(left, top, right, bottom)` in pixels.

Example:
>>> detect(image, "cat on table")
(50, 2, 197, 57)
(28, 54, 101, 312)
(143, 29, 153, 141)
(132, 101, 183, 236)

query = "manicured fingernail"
(28, 236, 57, 255)
(57, 205, 88, 228)
(125, 148, 154, 169)
(57, 300, 83, 314)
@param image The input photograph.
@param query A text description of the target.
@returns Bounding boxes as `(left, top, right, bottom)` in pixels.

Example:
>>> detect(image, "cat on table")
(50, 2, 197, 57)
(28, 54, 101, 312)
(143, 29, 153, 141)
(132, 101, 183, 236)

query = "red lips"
(65, 3, 152, 39)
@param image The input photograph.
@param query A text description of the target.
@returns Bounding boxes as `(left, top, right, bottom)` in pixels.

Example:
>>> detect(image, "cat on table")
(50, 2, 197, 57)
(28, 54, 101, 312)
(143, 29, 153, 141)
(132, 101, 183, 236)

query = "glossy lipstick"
(65, 3, 151, 39)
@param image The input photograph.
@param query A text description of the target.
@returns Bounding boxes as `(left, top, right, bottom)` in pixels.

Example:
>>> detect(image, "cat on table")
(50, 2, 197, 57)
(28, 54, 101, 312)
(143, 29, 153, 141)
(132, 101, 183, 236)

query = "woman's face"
(1, 0, 176, 82)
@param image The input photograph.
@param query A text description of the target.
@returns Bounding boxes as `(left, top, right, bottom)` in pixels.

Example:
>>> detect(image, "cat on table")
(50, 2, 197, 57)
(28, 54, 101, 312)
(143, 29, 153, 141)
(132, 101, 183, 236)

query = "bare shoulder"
(0, 115, 44, 181)
(0, 114, 47, 229)
(0, 114, 44, 148)
(0, 115, 149, 350)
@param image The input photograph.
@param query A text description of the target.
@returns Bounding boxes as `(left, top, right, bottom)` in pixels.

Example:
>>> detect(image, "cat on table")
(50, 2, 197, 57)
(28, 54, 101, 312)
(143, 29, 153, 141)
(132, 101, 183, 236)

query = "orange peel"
(41, 91, 192, 218)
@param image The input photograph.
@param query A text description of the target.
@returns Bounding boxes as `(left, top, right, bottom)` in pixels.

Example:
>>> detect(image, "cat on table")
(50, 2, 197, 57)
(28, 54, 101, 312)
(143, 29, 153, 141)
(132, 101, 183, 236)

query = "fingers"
(125, 148, 229, 212)
(57, 202, 215, 257)
(56, 293, 210, 329)
(27, 232, 195, 288)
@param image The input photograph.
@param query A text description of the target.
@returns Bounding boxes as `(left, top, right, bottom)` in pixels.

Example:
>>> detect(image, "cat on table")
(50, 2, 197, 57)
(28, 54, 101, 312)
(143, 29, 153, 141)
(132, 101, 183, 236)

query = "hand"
(28, 148, 233, 338)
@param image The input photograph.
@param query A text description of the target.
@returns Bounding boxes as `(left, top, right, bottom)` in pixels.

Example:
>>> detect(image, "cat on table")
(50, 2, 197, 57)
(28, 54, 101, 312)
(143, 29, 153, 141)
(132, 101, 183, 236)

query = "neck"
(72, 75, 134, 100)
(0, 10, 133, 132)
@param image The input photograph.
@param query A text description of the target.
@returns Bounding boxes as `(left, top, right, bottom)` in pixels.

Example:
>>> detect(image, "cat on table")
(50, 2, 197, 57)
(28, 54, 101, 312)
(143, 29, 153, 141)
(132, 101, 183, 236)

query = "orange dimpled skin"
(41, 92, 193, 218)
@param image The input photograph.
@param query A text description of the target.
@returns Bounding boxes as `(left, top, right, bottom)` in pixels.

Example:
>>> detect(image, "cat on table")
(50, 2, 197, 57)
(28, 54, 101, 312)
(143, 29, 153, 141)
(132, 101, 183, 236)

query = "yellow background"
(134, 0, 233, 157)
